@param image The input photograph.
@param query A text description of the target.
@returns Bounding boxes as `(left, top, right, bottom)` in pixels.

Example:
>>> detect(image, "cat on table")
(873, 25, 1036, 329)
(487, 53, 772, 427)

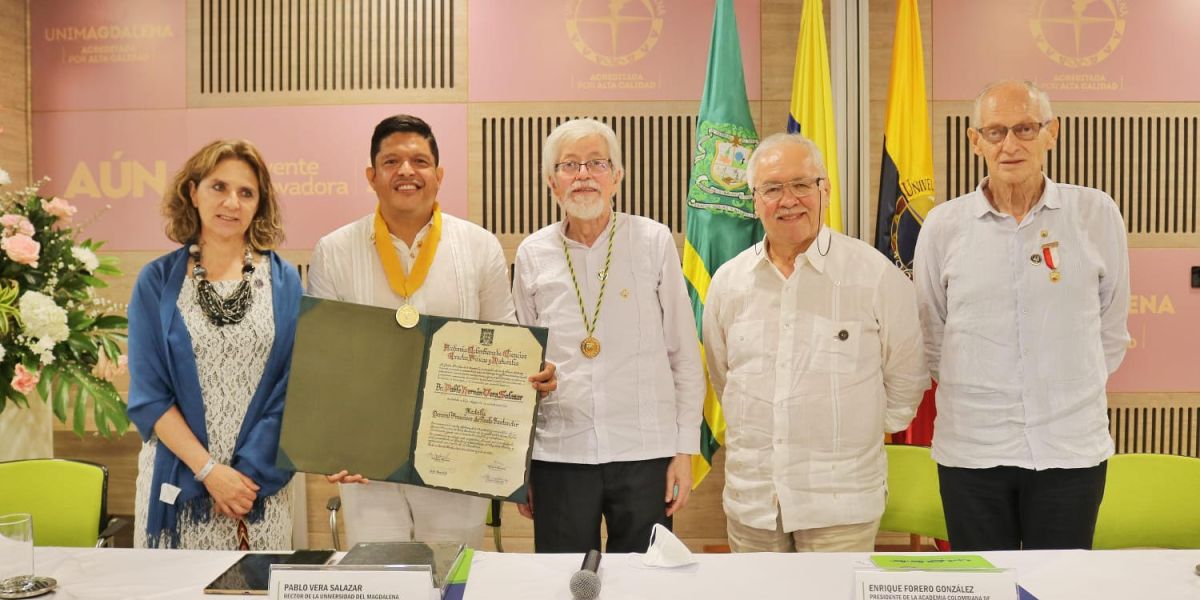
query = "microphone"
(568, 549, 602, 600)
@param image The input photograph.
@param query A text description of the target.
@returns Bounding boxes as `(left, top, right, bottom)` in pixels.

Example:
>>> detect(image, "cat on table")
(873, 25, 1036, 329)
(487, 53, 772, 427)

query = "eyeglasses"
(754, 177, 824, 203)
(974, 120, 1052, 144)
(554, 159, 612, 175)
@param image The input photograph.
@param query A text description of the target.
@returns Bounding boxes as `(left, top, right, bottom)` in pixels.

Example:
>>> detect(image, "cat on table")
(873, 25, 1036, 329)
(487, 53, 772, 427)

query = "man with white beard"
(512, 118, 704, 553)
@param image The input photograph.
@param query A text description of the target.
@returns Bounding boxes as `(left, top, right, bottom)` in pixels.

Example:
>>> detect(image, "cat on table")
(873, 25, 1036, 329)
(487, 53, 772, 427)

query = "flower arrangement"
(0, 165, 130, 439)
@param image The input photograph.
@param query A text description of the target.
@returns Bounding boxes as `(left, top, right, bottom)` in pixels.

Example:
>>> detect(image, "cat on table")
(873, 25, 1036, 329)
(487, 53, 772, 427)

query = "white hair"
(972, 80, 1054, 124)
(745, 132, 827, 189)
(541, 118, 624, 182)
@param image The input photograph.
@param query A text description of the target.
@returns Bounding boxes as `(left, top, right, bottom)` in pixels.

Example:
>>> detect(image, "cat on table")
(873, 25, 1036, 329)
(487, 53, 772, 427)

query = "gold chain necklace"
(561, 214, 617, 359)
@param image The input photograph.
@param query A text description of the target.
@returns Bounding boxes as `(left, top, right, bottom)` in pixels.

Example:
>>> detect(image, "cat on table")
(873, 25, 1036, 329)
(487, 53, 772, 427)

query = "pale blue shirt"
(913, 176, 1130, 470)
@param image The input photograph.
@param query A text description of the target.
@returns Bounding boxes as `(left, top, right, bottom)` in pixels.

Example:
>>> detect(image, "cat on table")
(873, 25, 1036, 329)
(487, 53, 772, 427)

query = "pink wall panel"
(933, 0, 1200, 101)
(31, 0, 186, 111)
(469, 0, 761, 102)
(1108, 248, 1200, 392)
(33, 105, 468, 251)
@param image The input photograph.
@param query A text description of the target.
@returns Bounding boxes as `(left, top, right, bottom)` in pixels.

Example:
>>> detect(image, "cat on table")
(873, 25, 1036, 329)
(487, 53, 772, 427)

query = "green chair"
(1092, 453, 1200, 549)
(0, 458, 126, 547)
(880, 444, 948, 548)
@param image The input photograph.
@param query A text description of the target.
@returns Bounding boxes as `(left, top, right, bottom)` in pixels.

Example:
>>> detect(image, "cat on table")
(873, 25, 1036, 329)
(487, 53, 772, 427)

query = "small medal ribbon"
(1041, 241, 1059, 270)
(374, 203, 443, 299)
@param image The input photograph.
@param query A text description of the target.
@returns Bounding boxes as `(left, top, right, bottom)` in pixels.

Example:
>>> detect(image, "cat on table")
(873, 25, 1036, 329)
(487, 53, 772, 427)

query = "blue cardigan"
(126, 246, 301, 547)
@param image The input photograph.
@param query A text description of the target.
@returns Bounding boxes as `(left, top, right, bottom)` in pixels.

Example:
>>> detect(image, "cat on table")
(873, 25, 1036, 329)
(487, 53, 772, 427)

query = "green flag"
(684, 0, 762, 487)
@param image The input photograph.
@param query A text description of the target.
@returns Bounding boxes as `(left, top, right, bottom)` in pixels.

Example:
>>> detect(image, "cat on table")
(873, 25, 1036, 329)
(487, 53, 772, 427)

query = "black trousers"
(530, 457, 672, 553)
(938, 462, 1107, 551)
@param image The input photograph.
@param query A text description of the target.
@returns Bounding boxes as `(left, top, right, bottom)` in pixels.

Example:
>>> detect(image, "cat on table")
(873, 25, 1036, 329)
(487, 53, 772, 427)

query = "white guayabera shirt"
(513, 213, 704, 465)
(704, 226, 928, 532)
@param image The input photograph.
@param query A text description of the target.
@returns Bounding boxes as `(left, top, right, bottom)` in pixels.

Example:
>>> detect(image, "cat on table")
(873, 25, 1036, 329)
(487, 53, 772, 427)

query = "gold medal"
(1050, 270, 1061, 282)
(395, 303, 420, 328)
(562, 214, 618, 360)
(374, 204, 441, 324)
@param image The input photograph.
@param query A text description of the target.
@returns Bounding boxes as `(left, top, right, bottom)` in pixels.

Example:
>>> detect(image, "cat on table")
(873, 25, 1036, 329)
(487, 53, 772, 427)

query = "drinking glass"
(0, 513, 36, 595)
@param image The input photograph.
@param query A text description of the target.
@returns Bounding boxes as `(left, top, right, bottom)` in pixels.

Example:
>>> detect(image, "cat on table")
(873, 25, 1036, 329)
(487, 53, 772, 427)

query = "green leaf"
(100, 337, 121, 360)
(67, 334, 97, 355)
(71, 378, 86, 438)
(93, 315, 128, 330)
(92, 400, 108, 435)
(76, 372, 128, 439)
(36, 367, 51, 401)
(68, 311, 95, 330)
(79, 274, 107, 288)
(95, 256, 120, 270)
(52, 372, 69, 422)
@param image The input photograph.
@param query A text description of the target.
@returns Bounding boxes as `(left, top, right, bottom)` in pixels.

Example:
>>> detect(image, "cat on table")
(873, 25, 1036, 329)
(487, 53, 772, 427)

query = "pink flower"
(2, 234, 39, 266)
(0, 214, 34, 237)
(42, 197, 77, 221)
(11, 364, 39, 394)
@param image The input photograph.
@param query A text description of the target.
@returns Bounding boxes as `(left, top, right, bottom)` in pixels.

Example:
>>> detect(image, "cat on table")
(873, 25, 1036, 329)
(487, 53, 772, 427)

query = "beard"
(560, 193, 610, 221)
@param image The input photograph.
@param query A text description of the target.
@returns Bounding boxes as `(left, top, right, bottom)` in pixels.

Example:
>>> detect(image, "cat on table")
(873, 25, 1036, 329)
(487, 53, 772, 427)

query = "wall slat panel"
(939, 109, 1200, 246)
(474, 110, 697, 260)
(189, 0, 464, 105)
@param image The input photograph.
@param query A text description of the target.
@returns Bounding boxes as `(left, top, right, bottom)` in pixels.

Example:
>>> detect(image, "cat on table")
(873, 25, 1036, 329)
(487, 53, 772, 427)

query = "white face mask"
(642, 523, 697, 568)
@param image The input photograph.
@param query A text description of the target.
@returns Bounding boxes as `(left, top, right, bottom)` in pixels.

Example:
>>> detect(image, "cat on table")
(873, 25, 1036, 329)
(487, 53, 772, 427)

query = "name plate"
(269, 564, 436, 600)
(855, 568, 1018, 600)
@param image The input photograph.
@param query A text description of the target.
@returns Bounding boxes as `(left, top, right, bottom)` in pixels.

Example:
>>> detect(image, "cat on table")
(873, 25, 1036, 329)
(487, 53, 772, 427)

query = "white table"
(462, 549, 1200, 599)
(31, 546, 1200, 599)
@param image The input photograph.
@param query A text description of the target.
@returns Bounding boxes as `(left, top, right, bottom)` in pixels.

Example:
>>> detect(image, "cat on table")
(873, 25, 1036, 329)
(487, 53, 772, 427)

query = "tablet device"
(204, 550, 335, 595)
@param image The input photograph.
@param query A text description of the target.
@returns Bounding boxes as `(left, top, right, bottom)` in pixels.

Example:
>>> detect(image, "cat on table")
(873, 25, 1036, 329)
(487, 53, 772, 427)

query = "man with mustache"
(703, 133, 927, 552)
(308, 114, 555, 548)
(511, 118, 704, 553)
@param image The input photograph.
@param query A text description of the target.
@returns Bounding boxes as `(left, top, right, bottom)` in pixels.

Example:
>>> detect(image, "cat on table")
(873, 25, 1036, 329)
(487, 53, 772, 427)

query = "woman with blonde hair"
(128, 139, 301, 549)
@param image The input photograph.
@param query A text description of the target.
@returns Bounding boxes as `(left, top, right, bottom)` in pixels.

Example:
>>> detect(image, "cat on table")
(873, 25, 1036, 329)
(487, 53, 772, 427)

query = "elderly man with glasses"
(913, 80, 1130, 551)
(512, 118, 704, 553)
(702, 132, 927, 552)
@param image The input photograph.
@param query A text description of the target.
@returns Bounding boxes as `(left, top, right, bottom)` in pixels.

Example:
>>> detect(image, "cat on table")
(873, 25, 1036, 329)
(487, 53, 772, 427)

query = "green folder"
(276, 296, 547, 503)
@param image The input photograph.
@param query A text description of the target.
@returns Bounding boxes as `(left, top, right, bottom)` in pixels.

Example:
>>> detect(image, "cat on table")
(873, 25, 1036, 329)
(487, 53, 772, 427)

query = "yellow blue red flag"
(787, 0, 842, 232)
(875, 0, 935, 274)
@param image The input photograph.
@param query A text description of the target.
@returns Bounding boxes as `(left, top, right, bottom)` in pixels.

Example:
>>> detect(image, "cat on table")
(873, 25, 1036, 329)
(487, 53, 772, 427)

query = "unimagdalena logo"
(566, 0, 665, 67)
(1030, 0, 1128, 68)
(43, 24, 173, 42)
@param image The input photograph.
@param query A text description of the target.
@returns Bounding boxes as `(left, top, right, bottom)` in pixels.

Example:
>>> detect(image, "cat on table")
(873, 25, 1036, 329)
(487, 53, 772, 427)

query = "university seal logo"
(1030, 0, 1127, 68)
(688, 120, 757, 219)
(566, 0, 665, 67)
(887, 178, 937, 276)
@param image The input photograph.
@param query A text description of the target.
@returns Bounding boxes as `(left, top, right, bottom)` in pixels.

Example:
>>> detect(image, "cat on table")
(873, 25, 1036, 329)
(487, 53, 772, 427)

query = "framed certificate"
(277, 296, 547, 502)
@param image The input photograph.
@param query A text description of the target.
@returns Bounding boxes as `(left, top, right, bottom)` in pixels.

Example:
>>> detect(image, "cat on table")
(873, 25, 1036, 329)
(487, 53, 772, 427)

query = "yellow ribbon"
(373, 203, 442, 299)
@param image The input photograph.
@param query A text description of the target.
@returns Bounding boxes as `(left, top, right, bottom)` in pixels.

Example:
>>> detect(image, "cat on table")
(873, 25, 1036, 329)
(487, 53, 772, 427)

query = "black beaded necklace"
(189, 243, 255, 326)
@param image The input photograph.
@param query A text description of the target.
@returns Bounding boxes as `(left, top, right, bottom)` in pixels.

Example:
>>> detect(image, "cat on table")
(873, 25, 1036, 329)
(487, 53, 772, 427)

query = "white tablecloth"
(462, 549, 1200, 600)
(31, 546, 1200, 599)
